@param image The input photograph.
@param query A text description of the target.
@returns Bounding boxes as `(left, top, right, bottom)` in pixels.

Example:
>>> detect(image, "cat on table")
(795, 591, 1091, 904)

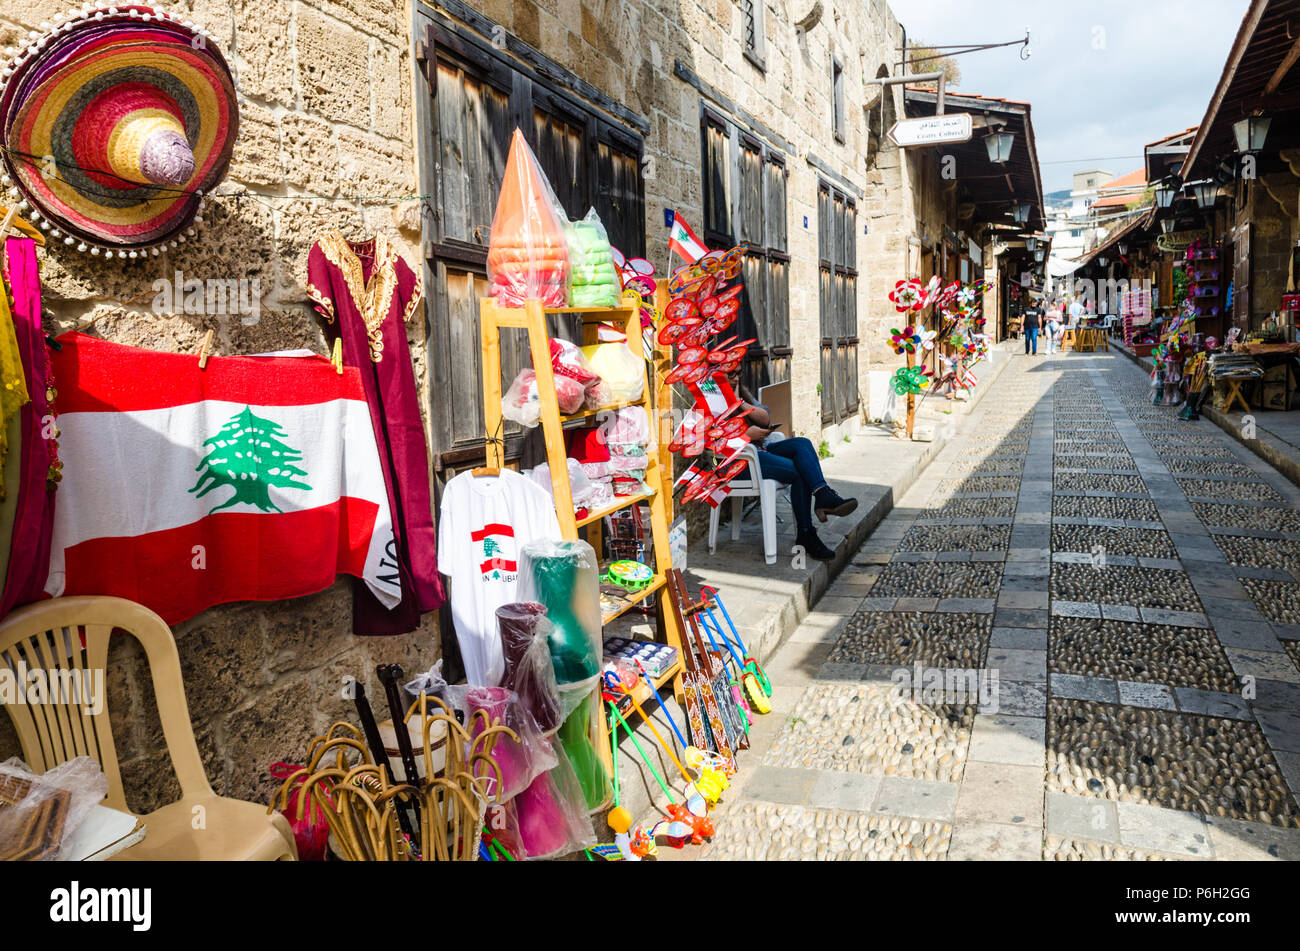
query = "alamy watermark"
(890, 662, 999, 710)
(0, 662, 104, 715)
(152, 269, 261, 326)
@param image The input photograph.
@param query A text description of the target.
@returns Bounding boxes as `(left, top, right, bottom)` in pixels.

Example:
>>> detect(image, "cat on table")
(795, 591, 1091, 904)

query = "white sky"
(894, 0, 1250, 193)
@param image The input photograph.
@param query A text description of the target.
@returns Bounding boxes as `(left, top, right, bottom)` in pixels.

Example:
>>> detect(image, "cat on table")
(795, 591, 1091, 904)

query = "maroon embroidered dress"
(307, 231, 445, 633)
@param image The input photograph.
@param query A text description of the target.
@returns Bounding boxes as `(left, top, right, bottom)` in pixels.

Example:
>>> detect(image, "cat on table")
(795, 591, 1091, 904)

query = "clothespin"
(0, 206, 17, 242)
(331, 337, 344, 374)
(197, 329, 214, 369)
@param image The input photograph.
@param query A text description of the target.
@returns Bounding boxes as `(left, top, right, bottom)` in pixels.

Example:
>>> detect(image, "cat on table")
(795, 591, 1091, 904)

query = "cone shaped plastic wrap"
(497, 602, 563, 733)
(555, 684, 612, 813)
(518, 540, 602, 685)
(513, 735, 597, 859)
(487, 129, 570, 308)
(460, 685, 556, 802)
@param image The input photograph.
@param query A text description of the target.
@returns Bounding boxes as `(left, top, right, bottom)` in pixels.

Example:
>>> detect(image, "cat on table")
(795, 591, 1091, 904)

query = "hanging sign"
(887, 113, 973, 148)
(1157, 229, 1210, 254)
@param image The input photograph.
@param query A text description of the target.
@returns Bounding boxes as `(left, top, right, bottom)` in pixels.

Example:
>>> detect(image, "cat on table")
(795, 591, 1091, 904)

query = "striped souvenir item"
(44, 333, 402, 625)
(0, 6, 238, 257)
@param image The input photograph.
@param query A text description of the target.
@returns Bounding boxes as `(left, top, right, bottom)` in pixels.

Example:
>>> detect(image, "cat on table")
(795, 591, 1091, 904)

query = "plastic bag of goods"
(565, 209, 621, 309)
(497, 602, 563, 734)
(487, 129, 570, 308)
(582, 326, 645, 402)
(518, 539, 602, 685)
(501, 367, 588, 425)
(0, 756, 108, 860)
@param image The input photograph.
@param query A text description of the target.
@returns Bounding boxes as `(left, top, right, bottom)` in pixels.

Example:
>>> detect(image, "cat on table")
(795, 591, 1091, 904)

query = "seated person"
(727, 371, 858, 561)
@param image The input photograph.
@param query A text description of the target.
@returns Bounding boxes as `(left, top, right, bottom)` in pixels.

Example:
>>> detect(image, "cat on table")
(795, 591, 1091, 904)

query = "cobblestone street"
(695, 349, 1300, 861)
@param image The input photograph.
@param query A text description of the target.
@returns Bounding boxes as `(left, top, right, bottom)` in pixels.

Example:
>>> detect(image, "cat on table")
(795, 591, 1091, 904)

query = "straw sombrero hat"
(0, 5, 238, 258)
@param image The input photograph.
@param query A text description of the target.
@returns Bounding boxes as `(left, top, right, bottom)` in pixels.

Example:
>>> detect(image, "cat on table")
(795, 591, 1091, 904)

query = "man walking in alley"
(1023, 300, 1042, 355)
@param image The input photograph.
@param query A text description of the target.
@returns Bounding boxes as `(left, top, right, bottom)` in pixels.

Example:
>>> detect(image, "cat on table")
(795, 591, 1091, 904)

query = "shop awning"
(903, 90, 1046, 233)
(1181, 0, 1300, 180)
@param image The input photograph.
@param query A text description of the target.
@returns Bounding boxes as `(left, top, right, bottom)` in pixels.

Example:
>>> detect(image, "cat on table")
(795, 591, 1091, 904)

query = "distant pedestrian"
(1046, 308, 1060, 354)
(1023, 303, 1042, 355)
(1068, 297, 1085, 327)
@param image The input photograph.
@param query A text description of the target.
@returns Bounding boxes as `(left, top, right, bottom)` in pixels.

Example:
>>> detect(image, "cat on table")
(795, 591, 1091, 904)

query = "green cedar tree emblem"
(190, 406, 311, 514)
(482, 536, 502, 558)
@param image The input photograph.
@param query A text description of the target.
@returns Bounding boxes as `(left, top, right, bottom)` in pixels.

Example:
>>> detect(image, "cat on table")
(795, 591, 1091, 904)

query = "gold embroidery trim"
(306, 281, 335, 323)
(402, 270, 424, 327)
(317, 230, 399, 363)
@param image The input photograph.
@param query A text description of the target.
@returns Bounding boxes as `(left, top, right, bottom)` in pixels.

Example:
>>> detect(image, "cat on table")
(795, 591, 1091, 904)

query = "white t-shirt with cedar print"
(438, 469, 562, 686)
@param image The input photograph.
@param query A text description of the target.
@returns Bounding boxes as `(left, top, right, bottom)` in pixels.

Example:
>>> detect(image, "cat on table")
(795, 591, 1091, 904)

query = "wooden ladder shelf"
(478, 295, 683, 777)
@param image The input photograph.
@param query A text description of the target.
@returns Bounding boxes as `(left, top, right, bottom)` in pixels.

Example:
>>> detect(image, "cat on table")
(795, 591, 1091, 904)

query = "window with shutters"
(818, 181, 858, 423)
(699, 110, 790, 394)
(416, 17, 645, 470)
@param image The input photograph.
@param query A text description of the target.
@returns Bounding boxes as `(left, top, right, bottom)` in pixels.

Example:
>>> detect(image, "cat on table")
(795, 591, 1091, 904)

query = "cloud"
(896, 0, 1250, 191)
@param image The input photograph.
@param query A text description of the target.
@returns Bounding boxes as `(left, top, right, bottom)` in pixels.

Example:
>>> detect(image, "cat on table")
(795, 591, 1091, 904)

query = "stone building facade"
(0, 0, 965, 809)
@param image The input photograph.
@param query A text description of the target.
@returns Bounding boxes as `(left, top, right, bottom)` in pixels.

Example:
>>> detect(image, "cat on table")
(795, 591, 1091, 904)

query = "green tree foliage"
(907, 43, 962, 88)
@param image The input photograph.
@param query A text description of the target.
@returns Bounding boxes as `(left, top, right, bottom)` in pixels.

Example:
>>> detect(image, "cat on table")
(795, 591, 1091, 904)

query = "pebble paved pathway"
(689, 348, 1300, 861)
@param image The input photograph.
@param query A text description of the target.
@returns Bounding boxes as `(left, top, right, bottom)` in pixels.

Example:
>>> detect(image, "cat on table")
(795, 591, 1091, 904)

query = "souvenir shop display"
(42, 333, 402, 624)
(437, 468, 562, 687)
(307, 230, 446, 634)
(487, 130, 570, 307)
(884, 276, 992, 436)
(0, 6, 239, 256)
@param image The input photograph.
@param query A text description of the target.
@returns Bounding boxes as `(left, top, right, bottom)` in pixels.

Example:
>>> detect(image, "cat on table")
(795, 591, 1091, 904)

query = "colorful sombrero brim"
(0, 6, 238, 256)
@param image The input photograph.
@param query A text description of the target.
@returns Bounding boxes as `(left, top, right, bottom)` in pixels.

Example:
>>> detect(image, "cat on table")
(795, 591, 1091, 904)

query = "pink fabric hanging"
(1, 238, 56, 619)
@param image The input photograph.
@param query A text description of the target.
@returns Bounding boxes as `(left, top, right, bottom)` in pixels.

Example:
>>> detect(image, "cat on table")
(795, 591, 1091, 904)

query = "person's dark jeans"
(753, 437, 828, 533)
(1024, 327, 1038, 354)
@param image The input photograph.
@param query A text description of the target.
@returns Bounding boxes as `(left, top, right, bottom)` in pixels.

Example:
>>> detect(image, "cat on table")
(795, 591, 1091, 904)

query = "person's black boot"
(796, 529, 837, 561)
(814, 486, 859, 523)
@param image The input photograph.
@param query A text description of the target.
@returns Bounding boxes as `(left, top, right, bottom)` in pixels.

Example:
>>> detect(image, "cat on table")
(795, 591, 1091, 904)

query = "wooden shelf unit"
(478, 294, 682, 776)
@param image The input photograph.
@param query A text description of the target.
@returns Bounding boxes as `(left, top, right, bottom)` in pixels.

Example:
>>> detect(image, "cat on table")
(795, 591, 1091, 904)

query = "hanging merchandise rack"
(478, 295, 684, 776)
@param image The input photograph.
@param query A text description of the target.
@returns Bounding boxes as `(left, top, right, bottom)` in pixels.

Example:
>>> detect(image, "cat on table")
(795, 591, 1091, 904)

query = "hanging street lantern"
(1011, 201, 1031, 224)
(1097, 255, 1109, 267)
(1154, 180, 1178, 209)
(1188, 180, 1219, 210)
(984, 129, 1016, 164)
(1232, 116, 1272, 153)
(1160, 218, 1176, 234)
(1034, 248, 1045, 262)
(1025, 235, 1038, 252)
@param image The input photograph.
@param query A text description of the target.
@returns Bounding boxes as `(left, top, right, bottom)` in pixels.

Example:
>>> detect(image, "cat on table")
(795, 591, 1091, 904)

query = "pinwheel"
(933, 281, 960, 313)
(917, 326, 938, 352)
(889, 326, 920, 355)
(890, 366, 931, 396)
(889, 279, 925, 313)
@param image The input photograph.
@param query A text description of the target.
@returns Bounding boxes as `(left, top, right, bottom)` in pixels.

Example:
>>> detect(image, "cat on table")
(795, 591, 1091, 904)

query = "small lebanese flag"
(668, 211, 709, 264)
(45, 333, 401, 624)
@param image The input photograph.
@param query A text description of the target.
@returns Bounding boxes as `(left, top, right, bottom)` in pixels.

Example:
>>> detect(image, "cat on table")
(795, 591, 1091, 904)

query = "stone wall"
(0, 0, 436, 812)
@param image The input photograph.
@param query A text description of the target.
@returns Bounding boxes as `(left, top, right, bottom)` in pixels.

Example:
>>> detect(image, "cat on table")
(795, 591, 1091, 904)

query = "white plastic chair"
(708, 443, 779, 565)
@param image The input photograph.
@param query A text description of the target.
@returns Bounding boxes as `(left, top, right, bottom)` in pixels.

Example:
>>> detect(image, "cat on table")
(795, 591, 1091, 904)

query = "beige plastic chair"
(0, 596, 296, 861)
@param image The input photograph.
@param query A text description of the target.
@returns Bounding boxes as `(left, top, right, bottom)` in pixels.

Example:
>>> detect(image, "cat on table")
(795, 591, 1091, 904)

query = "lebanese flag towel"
(45, 333, 402, 624)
